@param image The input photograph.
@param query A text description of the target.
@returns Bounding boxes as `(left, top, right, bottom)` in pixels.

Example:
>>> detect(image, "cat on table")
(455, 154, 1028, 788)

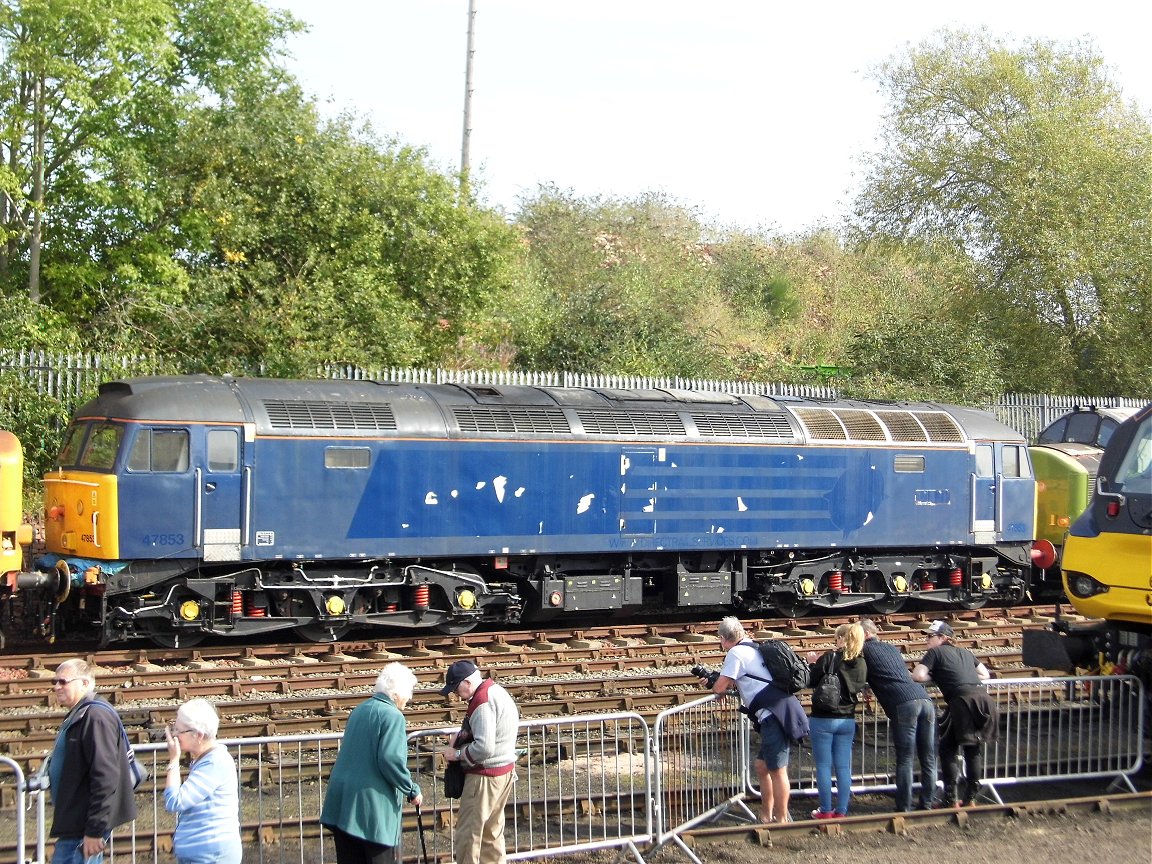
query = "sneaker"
(810, 810, 838, 820)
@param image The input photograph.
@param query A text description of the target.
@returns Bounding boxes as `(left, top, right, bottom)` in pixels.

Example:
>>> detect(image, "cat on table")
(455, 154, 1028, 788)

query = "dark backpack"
(811, 655, 845, 713)
(757, 639, 810, 694)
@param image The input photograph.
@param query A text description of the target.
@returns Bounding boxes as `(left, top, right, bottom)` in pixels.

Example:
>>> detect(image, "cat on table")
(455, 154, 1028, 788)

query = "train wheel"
(436, 621, 479, 635)
(957, 595, 989, 610)
(294, 622, 352, 643)
(869, 596, 907, 615)
(149, 630, 206, 649)
(773, 596, 813, 617)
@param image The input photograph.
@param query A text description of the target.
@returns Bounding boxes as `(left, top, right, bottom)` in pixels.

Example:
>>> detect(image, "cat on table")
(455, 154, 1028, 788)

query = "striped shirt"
(164, 745, 242, 861)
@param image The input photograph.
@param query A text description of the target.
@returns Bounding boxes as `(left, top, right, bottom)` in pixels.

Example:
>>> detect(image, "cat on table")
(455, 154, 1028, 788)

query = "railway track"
(0, 606, 1076, 773)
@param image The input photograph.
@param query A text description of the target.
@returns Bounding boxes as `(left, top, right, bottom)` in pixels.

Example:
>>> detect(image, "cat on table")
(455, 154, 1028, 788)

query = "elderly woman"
(321, 663, 424, 864)
(163, 698, 242, 864)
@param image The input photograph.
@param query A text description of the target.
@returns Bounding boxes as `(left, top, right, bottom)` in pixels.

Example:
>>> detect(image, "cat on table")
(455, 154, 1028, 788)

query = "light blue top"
(164, 745, 242, 859)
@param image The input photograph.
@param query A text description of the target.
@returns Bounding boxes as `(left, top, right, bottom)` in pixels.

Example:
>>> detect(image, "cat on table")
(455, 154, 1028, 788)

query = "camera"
(691, 665, 720, 688)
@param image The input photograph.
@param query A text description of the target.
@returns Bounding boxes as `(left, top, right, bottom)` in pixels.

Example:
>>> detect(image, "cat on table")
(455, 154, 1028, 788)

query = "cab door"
(971, 443, 996, 543)
(199, 426, 250, 561)
(995, 443, 1035, 540)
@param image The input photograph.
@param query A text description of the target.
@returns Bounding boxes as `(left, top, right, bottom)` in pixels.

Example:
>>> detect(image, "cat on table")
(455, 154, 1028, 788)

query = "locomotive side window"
(893, 455, 925, 473)
(128, 429, 190, 472)
(975, 444, 994, 477)
(1002, 445, 1030, 478)
(79, 423, 123, 470)
(208, 430, 238, 472)
(1061, 413, 1101, 444)
(1115, 416, 1152, 491)
(1098, 418, 1120, 448)
(325, 447, 371, 469)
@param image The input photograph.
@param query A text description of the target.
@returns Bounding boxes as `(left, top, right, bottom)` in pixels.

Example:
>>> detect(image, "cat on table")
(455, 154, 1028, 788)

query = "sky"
(273, 1, 1150, 235)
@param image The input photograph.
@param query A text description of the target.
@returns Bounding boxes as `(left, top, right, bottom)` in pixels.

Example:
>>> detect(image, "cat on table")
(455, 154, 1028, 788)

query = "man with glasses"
(912, 620, 998, 807)
(47, 659, 137, 864)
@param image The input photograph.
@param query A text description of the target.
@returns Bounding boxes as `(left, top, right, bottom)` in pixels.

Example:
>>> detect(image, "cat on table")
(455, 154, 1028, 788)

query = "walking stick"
(415, 805, 430, 864)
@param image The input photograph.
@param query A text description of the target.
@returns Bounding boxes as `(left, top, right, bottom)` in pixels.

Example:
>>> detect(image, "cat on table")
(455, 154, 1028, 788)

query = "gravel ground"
(545, 807, 1152, 864)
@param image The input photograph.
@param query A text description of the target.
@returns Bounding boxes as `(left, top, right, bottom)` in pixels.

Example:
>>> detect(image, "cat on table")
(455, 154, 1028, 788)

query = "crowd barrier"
(1, 674, 1143, 864)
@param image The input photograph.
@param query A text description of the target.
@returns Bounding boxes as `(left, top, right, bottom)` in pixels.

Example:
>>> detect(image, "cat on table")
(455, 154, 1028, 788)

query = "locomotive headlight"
(457, 589, 478, 610)
(179, 600, 201, 621)
(800, 578, 816, 596)
(325, 595, 346, 615)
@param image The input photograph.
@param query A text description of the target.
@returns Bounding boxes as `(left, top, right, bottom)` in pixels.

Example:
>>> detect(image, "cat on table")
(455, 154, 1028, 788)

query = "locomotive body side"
(33, 376, 1037, 646)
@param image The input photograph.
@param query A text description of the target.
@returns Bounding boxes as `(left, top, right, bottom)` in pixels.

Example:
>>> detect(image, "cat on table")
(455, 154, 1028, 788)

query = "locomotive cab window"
(325, 447, 371, 469)
(208, 430, 239, 472)
(56, 423, 88, 467)
(79, 423, 123, 470)
(128, 429, 190, 472)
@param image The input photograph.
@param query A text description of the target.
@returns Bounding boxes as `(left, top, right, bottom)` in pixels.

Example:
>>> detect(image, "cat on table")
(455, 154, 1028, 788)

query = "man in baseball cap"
(440, 659, 520, 864)
(441, 660, 479, 696)
(922, 620, 954, 638)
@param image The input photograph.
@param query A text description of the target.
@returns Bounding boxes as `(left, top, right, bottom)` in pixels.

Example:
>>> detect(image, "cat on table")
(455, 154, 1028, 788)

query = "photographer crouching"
(695, 617, 809, 824)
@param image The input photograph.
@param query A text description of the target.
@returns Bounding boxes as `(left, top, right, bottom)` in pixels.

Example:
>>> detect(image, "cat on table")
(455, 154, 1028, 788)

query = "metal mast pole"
(460, 0, 476, 198)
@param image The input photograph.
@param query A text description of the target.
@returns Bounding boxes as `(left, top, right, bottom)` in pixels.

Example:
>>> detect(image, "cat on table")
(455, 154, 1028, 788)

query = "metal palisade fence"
(0, 348, 1147, 440)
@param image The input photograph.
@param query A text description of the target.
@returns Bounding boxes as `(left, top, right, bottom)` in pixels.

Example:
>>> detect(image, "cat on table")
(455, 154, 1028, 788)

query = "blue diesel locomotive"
(19, 376, 1039, 646)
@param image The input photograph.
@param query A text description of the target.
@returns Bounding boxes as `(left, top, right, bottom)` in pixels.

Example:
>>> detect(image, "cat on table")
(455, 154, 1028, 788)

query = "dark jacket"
(49, 696, 137, 838)
(748, 683, 810, 741)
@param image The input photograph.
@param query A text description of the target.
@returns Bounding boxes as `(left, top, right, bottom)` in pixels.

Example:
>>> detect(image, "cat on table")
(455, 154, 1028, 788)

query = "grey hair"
(177, 698, 220, 739)
(859, 618, 879, 637)
(718, 616, 747, 643)
(375, 662, 418, 702)
(56, 659, 96, 696)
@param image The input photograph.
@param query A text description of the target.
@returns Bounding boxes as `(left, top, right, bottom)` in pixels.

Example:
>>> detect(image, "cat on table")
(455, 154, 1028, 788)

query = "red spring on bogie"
(827, 570, 843, 592)
(948, 567, 963, 587)
(413, 583, 430, 610)
(231, 590, 243, 616)
(245, 594, 266, 617)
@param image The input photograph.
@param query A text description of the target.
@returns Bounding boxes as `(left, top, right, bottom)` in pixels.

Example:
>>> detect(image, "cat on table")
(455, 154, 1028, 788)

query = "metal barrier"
(650, 693, 753, 864)
(405, 712, 651, 864)
(9, 675, 1144, 864)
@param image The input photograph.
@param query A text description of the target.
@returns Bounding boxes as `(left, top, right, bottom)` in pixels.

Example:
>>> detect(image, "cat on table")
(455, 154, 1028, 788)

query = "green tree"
(852, 29, 1152, 394)
(0, 0, 300, 310)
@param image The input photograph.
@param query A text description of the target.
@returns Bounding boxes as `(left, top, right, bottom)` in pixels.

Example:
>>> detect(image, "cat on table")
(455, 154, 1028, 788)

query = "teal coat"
(321, 692, 420, 846)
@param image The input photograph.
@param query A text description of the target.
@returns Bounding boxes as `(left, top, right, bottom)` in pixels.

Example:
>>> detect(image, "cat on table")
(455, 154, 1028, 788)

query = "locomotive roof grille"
(263, 399, 398, 430)
(912, 411, 965, 442)
(690, 412, 795, 438)
(576, 410, 687, 436)
(795, 407, 965, 443)
(453, 406, 572, 434)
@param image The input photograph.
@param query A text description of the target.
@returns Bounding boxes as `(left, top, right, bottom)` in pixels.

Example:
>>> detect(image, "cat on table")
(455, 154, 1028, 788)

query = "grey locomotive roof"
(75, 375, 1020, 446)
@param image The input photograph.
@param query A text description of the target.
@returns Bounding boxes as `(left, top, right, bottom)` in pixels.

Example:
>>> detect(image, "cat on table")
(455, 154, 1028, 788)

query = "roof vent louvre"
(263, 400, 397, 431)
(691, 412, 794, 438)
(452, 406, 571, 434)
(576, 410, 686, 436)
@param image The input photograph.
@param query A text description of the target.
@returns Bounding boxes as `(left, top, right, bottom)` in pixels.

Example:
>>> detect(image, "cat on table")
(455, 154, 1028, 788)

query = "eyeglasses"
(171, 726, 196, 737)
(51, 677, 80, 687)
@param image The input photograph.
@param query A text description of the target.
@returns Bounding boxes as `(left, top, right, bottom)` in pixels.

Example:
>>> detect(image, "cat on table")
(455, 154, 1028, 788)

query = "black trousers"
(330, 825, 399, 864)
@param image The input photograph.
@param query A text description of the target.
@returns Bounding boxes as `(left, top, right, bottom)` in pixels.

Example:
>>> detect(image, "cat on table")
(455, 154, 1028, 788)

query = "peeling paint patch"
(515, 487, 525, 497)
(658, 447, 666, 461)
(863, 511, 874, 526)
(451, 489, 459, 498)
(493, 475, 508, 503)
(620, 454, 631, 475)
(475, 481, 486, 490)
(577, 493, 595, 514)
(401, 523, 409, 529)
(539, 522, 544, 534)
(643, 499, 655, 513)
(737, 497, 748, 512)
(425, 491, 439, 505)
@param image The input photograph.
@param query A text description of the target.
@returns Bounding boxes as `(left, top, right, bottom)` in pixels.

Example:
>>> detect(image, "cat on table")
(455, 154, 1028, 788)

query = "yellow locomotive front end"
(42, 421, 123, 563)
(1, 430, 33, 579)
